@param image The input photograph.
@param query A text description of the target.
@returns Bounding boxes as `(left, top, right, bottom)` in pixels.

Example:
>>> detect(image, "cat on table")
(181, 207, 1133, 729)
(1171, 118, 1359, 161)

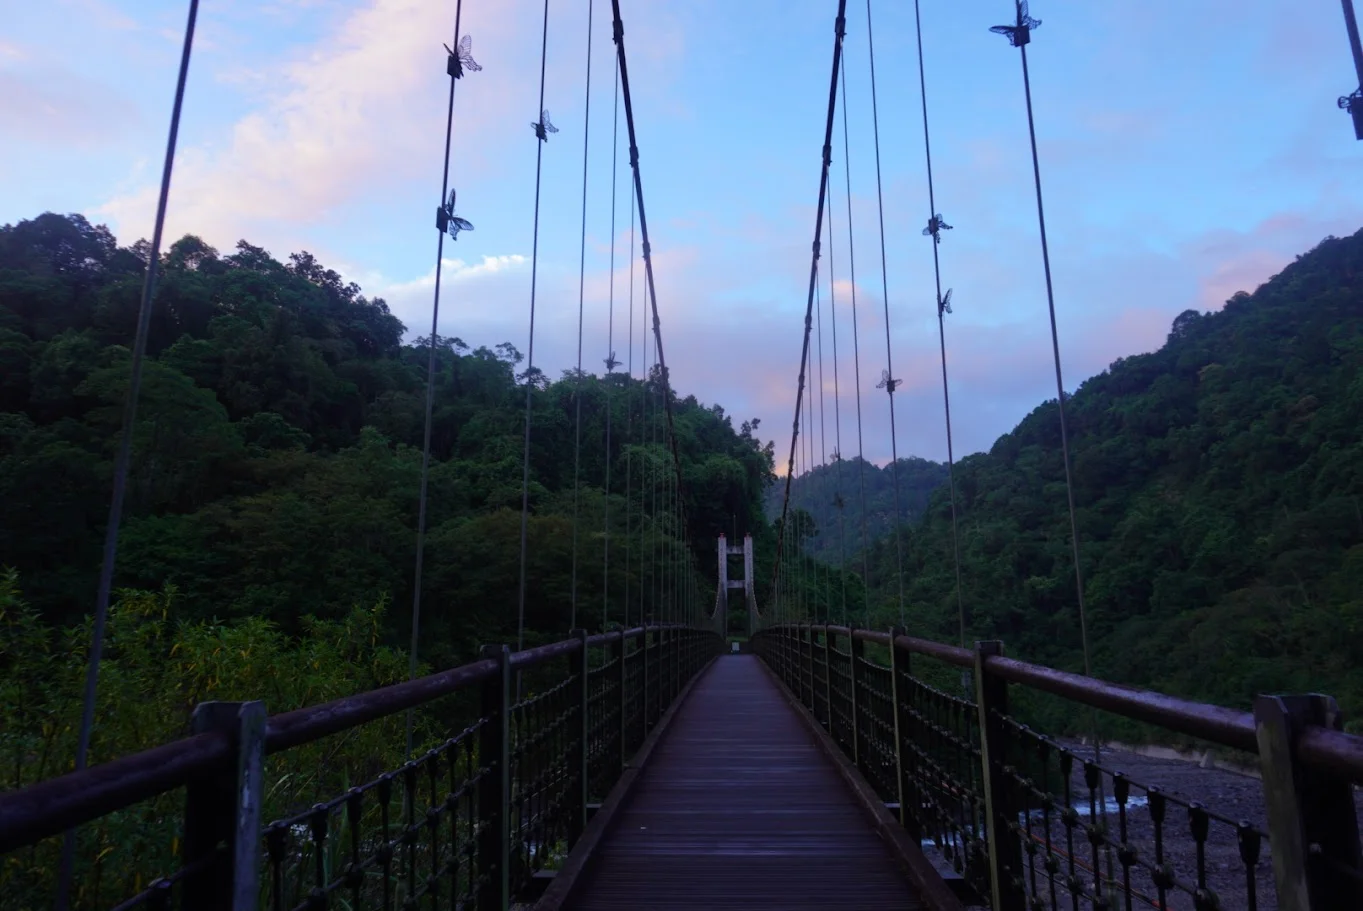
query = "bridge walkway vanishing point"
(558, 654, 943, 910)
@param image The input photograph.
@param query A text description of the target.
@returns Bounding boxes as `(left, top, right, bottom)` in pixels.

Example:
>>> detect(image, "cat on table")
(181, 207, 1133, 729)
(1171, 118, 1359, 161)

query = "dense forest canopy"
(12, 212, 1363, 903)
(765, 455, 948, 561)
(0, 212, 777, 667)
(0, 211, 780, 902)
(6, 210, 1363, 749)
(854, 228, 1363, 729)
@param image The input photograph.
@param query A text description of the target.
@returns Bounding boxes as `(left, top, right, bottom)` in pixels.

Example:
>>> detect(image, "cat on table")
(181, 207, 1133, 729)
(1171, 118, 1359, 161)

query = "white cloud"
(95, 0, 541, 254)
(63, 0, 1363, 478)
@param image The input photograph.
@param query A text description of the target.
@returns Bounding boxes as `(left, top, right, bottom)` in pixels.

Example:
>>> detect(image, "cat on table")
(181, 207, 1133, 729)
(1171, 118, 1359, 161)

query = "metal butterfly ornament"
(444, 34, 482, 79)
(532, 110, 559, 142)
(990, 0, 1041, 47)
(923, 214, 953, 244)
(436, 189, 474, 240)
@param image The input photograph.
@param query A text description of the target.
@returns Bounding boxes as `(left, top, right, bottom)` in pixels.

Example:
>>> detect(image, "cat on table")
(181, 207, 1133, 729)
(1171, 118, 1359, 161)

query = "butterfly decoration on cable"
(938, 288, 953, 316)
(876, 369, 901, 395)
(923, 213, 953, 244)
(444, 35, 482, 79)
(832, 493, 846, 511)
(436, 188, 479, 240)
(532, 109, 559, 142)
(989, 0, 1041, 47)
(604, 351, 621, 372)
(436, 189, 474, 240)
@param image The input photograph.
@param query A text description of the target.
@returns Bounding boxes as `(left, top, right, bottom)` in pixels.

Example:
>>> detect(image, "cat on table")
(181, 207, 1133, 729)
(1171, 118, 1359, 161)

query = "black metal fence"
(0, 625, 722, 910)
(754, 624, 1363, 911)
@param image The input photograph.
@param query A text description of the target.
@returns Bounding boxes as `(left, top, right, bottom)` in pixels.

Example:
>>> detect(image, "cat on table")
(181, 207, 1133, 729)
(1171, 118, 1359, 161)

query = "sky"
(3, 0, 1363, 472)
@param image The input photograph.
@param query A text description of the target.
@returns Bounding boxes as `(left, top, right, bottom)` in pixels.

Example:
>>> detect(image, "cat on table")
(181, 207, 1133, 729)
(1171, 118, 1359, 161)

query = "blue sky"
(3, 0, 1362, 471)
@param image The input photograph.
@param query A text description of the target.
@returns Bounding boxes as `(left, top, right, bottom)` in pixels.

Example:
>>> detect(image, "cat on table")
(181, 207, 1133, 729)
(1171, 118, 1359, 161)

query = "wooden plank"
(563, 655, 928, 910)
(757, 653, 968, 911)
(534, 655, 719, 911)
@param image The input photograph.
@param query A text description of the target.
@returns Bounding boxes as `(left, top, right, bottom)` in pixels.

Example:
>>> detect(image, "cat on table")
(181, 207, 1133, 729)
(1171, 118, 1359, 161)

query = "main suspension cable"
(624, 183, 636, 628)
(516, 0, 553, 657)
(771, 0, 849, 600)
(610, 0, 688, 522)
(825, 155, 850, 627)
(58, 3, 199, 907)
(812, 270, 823, 621)
(911, 0, 966, 649)
(612, 0, 700, 630)
(570, 0, 595, 632)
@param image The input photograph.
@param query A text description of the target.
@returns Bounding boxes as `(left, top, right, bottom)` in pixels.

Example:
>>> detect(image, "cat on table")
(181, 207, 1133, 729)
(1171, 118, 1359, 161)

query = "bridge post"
(642, 626, 652, 737)
(821, 625, 834, 735)
(796, 625, 807, 703)
(849, 629, 865, 773)
(181, 700, 265, 911)
(668, 626, 677, 707)
(804, 624, 816, 712)
(672, 625, 681, 702)
(666, 626, 677, 705)
(478, 644, 511, 911)
(717, 535, 728, 636)
(1255, 694, 1363, 910)
(888, 626, 915, 837)
(569, 629, 590, 850)
(613, 632, 627, 777)
(974, 641, 1026, 911)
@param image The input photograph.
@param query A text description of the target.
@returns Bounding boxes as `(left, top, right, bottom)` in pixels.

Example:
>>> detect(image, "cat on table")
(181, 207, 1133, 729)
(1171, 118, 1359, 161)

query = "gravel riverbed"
(1000, 739, 1362, 911)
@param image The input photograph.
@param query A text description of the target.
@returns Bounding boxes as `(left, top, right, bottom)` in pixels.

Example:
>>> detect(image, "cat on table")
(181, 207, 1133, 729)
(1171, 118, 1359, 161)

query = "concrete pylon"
(716, 533, 755, 637)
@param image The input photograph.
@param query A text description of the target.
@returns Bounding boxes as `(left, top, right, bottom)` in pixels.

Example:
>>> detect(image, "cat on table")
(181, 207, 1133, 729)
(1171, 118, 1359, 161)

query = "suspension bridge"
(5, 0, 1363, 909)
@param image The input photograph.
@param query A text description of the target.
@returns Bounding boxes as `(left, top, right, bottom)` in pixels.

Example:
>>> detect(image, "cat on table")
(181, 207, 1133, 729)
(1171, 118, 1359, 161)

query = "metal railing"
(0, 625, 722, 910)
(754, 623, 1363, 911)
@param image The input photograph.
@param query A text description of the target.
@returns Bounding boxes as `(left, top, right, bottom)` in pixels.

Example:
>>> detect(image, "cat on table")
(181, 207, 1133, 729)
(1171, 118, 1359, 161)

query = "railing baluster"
(477, 644, 510, 911)
(888, 626, 913, 836)
(344, 788, 362, 909)
(379, 774, 394, 911)
(849, 629, 864, 772)
(570, 629, 589, 849)
(642, 627, 652, 735)
(613, 633, 627, 779)
(821, 626, 834, 734)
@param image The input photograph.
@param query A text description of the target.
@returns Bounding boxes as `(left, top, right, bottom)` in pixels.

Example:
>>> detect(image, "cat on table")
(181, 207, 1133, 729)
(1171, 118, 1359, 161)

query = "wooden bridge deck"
(564, 655, 927, 910)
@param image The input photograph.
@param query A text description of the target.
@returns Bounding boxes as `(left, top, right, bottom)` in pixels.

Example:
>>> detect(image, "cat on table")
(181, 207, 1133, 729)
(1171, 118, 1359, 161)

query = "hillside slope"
(0, 213, 776, 664)
(764, 456, 948, 561)
(867, 229, 1363, 724)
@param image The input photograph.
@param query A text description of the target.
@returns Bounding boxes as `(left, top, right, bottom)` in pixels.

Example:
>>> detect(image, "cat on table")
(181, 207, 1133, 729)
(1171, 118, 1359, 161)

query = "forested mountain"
(765, 456, 948, 561)
(0, 212, 776, 665)
(858, 229, 1363, 729)
(0, 212, 784, 901)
